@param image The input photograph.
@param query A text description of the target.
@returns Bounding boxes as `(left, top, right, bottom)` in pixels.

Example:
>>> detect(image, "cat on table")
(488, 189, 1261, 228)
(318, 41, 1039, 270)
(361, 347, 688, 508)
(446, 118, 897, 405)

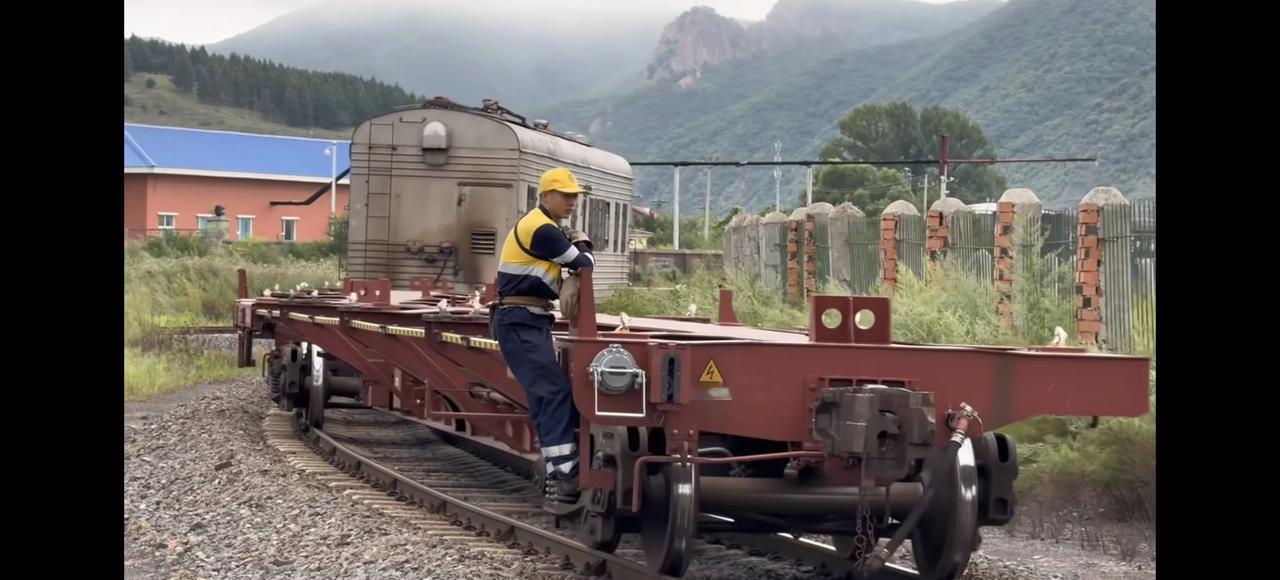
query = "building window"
(157, 213, 177, 230)
(237, 216, 254, 240)
(196, 214, 212, 230)
(281, 218, 299, 241)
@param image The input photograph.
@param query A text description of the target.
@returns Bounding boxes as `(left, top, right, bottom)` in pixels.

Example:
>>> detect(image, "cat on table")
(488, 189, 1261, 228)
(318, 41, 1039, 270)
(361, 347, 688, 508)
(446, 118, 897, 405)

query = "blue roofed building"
(125, 123, 352, 241)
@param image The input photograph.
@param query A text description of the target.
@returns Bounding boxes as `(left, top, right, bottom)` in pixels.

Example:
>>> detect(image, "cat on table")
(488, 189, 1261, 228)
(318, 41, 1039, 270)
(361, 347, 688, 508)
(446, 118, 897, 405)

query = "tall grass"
(600, 268, 808, 330)
(124, 347, 262, 401)
(124, 236, 340, 400)
(886, 260, 1017, 345)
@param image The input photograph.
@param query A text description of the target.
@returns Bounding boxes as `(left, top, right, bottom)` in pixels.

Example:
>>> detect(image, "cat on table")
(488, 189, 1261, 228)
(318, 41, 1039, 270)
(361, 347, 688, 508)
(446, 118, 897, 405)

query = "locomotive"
(345, 96, 634, 295)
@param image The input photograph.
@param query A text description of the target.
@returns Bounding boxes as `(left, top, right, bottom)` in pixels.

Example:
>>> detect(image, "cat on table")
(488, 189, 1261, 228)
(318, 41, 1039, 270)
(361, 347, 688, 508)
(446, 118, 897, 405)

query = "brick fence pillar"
(1076, 187, 1131, 347)
(993, 188, 1042, 326)
(926, 197, 970, 263)
(879, 200, 920, 292)
(786, 214, 802, 298)
(796, 203, 834, 297)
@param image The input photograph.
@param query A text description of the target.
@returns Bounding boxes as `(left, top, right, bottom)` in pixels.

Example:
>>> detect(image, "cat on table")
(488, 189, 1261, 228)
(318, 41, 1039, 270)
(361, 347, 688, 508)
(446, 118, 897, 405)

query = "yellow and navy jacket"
(498, 206, 595, 301)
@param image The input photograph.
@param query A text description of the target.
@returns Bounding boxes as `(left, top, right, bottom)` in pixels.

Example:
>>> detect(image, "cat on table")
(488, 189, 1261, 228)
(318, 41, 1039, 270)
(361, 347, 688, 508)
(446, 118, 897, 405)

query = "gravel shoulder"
(124, 378, 552, 580)
(967, 525, 1155, 580)
(124, 378, 1155, 579)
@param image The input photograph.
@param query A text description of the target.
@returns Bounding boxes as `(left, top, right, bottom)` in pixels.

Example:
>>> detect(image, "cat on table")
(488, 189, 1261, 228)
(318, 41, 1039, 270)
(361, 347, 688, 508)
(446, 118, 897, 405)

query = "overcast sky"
(125, 0, 972, 46)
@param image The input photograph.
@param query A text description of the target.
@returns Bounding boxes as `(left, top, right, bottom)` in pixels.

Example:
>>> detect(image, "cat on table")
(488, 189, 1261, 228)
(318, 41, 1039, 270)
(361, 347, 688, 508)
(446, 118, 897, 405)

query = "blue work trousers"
(493, 307, 579, 480)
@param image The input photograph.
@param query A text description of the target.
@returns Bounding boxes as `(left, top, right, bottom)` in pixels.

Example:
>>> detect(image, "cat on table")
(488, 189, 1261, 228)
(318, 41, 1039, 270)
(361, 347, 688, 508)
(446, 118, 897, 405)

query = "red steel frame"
(239, 268, 1150, 492)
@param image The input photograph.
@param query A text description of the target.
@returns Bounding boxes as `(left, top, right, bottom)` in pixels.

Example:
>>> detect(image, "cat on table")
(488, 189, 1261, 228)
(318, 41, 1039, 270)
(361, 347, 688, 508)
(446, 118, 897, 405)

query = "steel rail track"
(289, 404, 924, 579)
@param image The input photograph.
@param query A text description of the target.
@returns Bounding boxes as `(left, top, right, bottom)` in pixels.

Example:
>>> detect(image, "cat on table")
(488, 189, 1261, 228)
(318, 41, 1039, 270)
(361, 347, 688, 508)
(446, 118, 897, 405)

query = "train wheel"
(911, 438, 979, 580)
(641, 462, 698, 577)
(306, 375, 327, 429)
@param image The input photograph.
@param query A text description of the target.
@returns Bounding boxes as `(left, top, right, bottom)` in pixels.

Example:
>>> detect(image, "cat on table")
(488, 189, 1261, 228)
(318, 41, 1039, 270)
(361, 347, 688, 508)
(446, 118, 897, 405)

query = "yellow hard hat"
(539, 167, 586, 194)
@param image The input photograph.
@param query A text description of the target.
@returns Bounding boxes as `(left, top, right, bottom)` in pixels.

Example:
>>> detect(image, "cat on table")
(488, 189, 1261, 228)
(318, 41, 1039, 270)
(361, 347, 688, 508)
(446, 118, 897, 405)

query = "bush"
(1010, 212, 1076, 345)
(599, 269, 808, 330)
(886, 260, 1017, 345)
(1012, 362, 1156, 523)
(128, 234, 342, 266)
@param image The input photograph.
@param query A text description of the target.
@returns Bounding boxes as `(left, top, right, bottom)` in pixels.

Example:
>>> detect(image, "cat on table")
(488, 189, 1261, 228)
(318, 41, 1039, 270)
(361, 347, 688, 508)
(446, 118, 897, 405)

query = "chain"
(851, 499, 875, 564)
(851, 463, 878, 574)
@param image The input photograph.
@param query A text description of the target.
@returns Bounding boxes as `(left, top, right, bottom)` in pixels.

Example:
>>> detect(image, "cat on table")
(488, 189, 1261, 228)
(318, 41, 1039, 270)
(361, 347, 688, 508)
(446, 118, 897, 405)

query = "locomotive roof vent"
(533, 119, 550, 130)
(422, 121, 449, 166)
(422, 121, 449, 150)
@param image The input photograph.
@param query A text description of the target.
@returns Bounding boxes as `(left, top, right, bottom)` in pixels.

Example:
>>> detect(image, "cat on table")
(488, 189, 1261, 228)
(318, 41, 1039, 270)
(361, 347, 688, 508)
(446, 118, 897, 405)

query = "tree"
(820, 102, 1007, 204)
(803, 165, 912, 217)
(172, 52, 196, 92)
(821, 102, 923, 163)
(124, 41, 134, 80)
(918, 106, 1006, 203)
(121, 35, 419, 130)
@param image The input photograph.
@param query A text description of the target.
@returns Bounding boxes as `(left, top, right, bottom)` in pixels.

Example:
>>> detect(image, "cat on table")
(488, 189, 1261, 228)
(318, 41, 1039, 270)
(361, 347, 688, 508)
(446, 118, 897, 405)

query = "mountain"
(209, 0, 683, 110)
(645, 0, 1000, 88)
(863, 0, 1155, 205)
(534, 0, 1154, 211)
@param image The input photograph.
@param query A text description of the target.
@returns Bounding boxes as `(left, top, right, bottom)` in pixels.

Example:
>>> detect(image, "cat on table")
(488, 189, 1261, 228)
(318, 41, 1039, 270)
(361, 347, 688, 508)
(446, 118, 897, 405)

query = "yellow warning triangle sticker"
(699, 360, 724, 384)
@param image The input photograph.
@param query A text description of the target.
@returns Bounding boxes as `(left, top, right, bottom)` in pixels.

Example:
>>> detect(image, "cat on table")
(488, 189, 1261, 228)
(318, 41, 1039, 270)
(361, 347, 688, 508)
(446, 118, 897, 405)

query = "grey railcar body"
(347, 99, 634, 296)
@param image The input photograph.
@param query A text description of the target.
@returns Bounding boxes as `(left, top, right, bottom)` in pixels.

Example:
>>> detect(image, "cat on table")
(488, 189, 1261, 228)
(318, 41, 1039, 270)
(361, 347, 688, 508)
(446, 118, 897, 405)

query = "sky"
(124, 0, 972, 46)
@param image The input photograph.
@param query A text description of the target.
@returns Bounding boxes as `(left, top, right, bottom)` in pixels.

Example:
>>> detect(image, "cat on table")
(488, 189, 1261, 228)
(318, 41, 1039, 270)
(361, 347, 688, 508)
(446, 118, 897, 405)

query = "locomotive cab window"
(526, 185, 537, 213)
(613, 202, 623, 253)
(601, 201, 611, 251)
(587, 198, 610, 251)
(621, 203, 630, 252)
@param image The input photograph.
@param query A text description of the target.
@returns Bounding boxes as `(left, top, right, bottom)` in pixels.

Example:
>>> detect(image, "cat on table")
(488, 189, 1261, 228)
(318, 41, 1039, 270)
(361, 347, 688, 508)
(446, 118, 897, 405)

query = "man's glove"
(562, 227, 593, 251)
(560, 271, 580, 319)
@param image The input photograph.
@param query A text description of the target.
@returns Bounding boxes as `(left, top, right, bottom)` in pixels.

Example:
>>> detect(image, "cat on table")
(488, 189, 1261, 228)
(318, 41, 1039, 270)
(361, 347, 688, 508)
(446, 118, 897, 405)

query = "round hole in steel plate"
(855, 309, 876, 330)
(821, 308, 843, 329)
(359, 287, 368, 297)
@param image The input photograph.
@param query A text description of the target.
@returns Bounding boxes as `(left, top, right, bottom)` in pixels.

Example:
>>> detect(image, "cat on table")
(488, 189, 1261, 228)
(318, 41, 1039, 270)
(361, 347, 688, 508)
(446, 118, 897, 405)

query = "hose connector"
(947, 402, 981, 444)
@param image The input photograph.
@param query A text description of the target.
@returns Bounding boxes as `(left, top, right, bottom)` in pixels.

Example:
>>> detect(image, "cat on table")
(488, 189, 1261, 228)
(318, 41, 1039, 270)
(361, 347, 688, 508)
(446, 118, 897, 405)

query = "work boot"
(543, 476, 582, 516)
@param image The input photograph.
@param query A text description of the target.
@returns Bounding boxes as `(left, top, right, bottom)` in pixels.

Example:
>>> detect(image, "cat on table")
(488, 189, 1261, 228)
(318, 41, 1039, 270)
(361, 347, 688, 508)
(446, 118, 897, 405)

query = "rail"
(299, 413, 668, 580)
(292, 404, 923, 579)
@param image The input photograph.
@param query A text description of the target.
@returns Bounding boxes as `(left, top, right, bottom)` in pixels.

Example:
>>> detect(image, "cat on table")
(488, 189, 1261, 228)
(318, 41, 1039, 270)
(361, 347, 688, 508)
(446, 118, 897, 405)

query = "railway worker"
(492, 167, 594, 514)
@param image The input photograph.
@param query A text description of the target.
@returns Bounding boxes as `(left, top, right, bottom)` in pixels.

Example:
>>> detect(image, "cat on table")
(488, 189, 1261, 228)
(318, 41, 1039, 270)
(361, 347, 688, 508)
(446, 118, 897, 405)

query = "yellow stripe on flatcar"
(386, 326, 426, 338)
(467, 337, 501, 351)
(349, 320, 382, 332)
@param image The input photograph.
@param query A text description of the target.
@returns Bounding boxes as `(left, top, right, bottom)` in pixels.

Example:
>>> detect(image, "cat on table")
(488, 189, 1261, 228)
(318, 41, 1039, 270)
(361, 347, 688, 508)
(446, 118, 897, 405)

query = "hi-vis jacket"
(497, 206, 595, 301)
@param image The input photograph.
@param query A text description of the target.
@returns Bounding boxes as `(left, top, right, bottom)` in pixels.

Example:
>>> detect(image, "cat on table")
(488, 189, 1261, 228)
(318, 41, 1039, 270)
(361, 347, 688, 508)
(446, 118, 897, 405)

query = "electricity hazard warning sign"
(698, 359, 731, 400)
(699, 360, 724, 385)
